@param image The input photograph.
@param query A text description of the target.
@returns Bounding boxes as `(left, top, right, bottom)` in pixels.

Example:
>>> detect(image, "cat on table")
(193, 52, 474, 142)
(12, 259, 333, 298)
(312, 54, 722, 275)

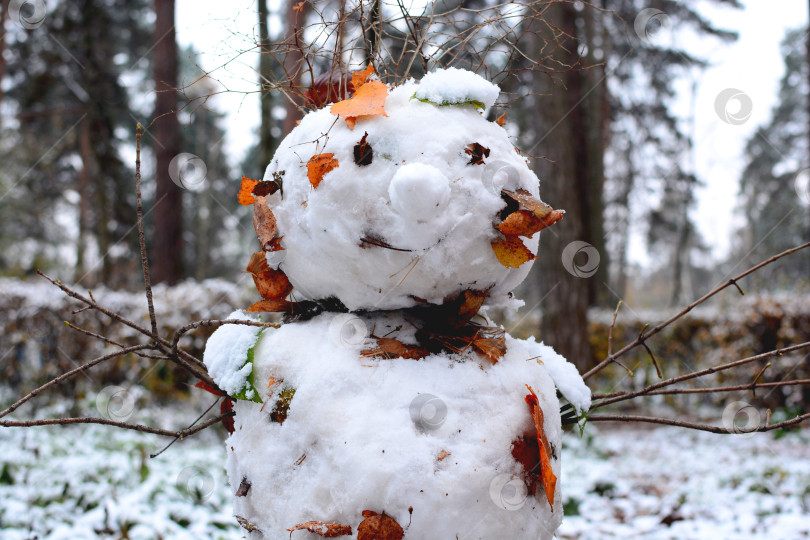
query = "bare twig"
(583, 241, 810, 381)
(587, 411, 810, 434)
(135, 124, 159, 339)
(589, 341, 810, 410)
(0, 411, 234, 439)
(0, 345, 151, 419)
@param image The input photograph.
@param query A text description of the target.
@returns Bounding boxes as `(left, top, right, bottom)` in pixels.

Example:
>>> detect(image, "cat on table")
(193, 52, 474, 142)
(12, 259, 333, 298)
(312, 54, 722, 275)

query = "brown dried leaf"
(236, 515, 260, 533)
(247, 299, 292, 313)
(307, 153, 339, 188)
(437, 450, 451, 461)
(354, 131, 373, 166)
(357, 511, 404, 540)
(471, 327, 506, 363)
(524, 385, 557, 511)
(502, 189, 561, 220)
(497, 209, 564, 238)
(245, 251, 292, 301)
(491, 235, 536, 268)
(453, 289, 489, 327)
(236, 477, 251, 497)
(253, 195, 278, 251)
(287, 521, 352, 537)
(495, 112, 507, 127)
(465, 142, 490, 165)
(361, 338, 430, 360)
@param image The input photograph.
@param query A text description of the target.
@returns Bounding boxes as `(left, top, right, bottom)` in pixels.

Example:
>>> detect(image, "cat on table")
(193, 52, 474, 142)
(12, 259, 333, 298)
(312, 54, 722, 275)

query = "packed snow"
(217, 311, 582, 538)
(202, 310, 261, 399)
(412, 67, 500, 109)
(261, 69, 542, 311)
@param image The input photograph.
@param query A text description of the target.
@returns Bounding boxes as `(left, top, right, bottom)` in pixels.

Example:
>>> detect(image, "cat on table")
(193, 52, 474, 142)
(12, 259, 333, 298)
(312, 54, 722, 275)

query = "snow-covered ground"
(1, 413, 808, 539)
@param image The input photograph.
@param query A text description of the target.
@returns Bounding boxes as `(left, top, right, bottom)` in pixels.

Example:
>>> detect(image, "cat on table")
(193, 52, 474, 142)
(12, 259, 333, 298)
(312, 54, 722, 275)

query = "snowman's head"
(257, 68, 561, 312)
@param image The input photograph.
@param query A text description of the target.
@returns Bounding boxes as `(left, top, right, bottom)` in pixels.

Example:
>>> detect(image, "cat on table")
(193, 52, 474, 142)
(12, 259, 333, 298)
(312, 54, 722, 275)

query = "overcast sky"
(175, 0, 809, 266)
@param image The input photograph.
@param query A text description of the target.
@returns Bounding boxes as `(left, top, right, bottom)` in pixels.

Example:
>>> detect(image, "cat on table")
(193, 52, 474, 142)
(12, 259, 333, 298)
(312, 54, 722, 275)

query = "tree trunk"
(151, 0, 183, 284)
(531, 2, 597, 372)
(282, 0, 306, 135)
(257, 0, 275, 167)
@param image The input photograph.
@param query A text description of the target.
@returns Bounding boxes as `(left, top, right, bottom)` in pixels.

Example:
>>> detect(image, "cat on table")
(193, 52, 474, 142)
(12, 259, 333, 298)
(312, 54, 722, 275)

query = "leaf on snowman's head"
(287, 521, 352, 537)
(253, 195, 278, 251)
(497, 209, 564, 238)
(330, 80, 389, 130)
(351, 64, 376, 89)
(497, 189, 564, 237)
(465, 142, 490, 165)
(245, 251, 292, 301)
(524, 384, 557, 511)
(357, 511, 404, 540)
(491, 235, 536, 268)
(307, 153, 340, 188)
(354, 131, 373, 166)
(238, 176, 259, 205)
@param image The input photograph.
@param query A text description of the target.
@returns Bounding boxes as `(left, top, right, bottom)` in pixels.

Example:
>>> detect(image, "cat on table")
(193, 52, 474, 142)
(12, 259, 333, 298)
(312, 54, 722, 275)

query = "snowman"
(203, 67, 590, 539)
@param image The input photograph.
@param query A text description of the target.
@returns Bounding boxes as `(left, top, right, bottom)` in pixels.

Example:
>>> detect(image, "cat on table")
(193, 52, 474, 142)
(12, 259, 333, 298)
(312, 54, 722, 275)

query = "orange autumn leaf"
(361, 337, 430, 360)
(351, 64, 375, 89)
(357, 511, 404, 540)
(238, 176, 259, 206)
(524, 384, 557, 511)
(471, 327, 506, 363)
(437, 449, 451, 461)
(491, 235, 536, 268)
(287, 521, 352, 537)
(497, 209, 564, 237)
(330, 80, 389, 130)
(247, 299, 293, 313)
(245, 251, 292, 301)
(495, 112, 507, 126)
(307, 153, 339, 188)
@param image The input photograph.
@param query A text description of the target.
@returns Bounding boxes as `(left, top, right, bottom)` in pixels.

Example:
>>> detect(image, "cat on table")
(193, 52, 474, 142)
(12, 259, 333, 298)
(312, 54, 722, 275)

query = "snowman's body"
(204, 68, 590, 539)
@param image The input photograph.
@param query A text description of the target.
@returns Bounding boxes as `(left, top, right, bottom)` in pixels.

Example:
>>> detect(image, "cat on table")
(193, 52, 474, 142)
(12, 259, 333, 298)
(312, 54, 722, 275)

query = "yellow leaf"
(491, 235, 536, 268)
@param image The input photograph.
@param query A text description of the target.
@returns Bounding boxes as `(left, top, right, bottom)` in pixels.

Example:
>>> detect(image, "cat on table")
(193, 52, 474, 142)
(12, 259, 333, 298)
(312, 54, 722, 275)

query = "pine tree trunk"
(531, 2, 594, 372)
(152, 0, 183, 284)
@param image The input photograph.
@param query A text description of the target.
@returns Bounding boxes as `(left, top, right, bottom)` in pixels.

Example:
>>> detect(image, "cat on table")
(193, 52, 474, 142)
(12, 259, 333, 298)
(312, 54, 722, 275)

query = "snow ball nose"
(388, 163, 451, 220)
